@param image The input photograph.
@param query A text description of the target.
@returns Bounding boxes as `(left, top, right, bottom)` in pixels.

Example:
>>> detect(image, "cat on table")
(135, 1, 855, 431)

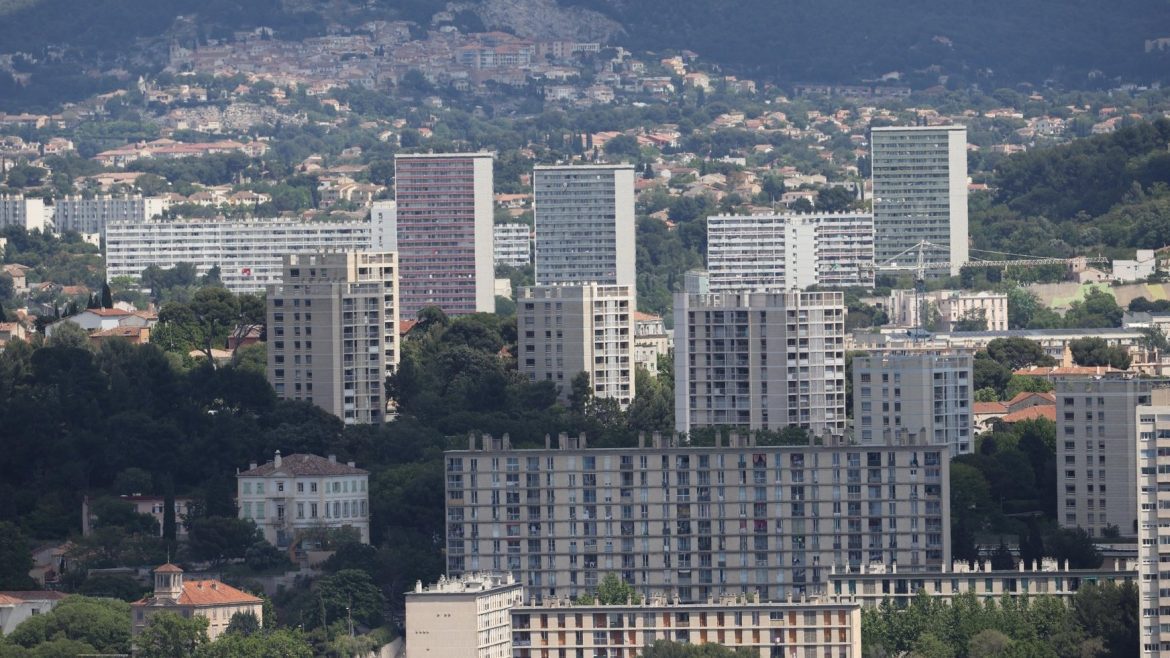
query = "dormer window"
(277, 482, 284, 492)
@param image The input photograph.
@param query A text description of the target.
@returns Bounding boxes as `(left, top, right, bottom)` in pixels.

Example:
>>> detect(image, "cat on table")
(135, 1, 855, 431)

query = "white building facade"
(707, 212, 874, 291)
(493, 222, 531, 268)
(237, 452, 370, 547)
(105, 217, 375, 292)
(52, 195, 170, 236)
(0, 195, 47, 231)
(871, 125, 968, 275)
(533, 164, 636, 288)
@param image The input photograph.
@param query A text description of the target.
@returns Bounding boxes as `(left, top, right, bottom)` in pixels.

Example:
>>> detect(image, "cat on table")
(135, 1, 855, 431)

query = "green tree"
(1004, 375, 1054, 400)
(225, 611, 261, 636)
(46, 321, 90, 349)
(985, 337, 1056, 370)
(968, 629, 1014, 658)
(816, 186, 855, 212)
(0, 522, 37, 589)
(1064, 288, 1123, 328)
(1072, 582, 1138, 658)
(309, 569, 386, 629)
(136, 612, 209, 658)
(76, 573, 147, 601)
(186, 516, 262, 566)
(595, 573, 642, 604)
(1068, 337, 1131, 369)
(155, 287, 264, 364)
(195, 629, 314, 658)
(4, 596, 132, 654)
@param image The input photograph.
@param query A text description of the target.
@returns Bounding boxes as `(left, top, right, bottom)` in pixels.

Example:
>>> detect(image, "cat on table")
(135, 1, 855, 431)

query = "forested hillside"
(971, 118, 1170, 258)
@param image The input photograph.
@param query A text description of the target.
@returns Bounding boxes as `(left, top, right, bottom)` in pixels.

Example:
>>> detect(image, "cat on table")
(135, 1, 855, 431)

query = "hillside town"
(2, 7, 1170, 658)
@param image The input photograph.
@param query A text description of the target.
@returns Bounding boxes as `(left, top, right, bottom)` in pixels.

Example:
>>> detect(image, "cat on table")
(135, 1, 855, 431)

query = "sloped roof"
(133, 579, 262, 608)
(1000, 406, 1057, 424)
(238, 453, 366, 477)
(973, 402, 1008, 415)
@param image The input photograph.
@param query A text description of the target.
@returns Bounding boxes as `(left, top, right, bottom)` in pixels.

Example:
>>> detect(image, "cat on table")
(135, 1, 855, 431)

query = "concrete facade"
(105, 216, 374, 292)
(52, 195, 169, 235)
(494, 222, 532, 268)
(674, 291, 847, 437)
(406, 572, 523, 658)
(1138, 389, 1170, 656)
(1057, 376, 1169, 538)
(533, 164, 636, 289)
(517, 284, 635, 407)
(237, 451, 370, 547)
(853, 351, 974, 456)
(267, 252, 398, 424)
(444, 433, 950, 603)
(394, 153, 495, 318)
(707, 212, 874, 291)
(871, 125, 968, 275)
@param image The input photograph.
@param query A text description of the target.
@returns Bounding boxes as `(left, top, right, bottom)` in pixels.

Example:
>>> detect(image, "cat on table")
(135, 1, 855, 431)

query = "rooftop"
(238, 452, 367, 477)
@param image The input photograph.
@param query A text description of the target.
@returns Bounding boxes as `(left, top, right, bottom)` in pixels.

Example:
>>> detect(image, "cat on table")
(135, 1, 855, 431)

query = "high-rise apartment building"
(674, 291, 846, 437)
(707, 212, 874, 291)
(1137, 388, 1170, 657)
(394, 153, 495, 318)
(533, 164, 635, 288)
(266, 252, 399, 424)
(370, 199, 397, 252)
(517, 284, 635, 407)
(1057, 376, 1169, 538)
(444, 432, 950, 603)
(493, 222, 531, 268)
(871, 125, 968, 275)
(0, 195, 47, 231)
(105, 216, 375, 292)
(852, 352, 974, 456)
(52, 195, 169, 235)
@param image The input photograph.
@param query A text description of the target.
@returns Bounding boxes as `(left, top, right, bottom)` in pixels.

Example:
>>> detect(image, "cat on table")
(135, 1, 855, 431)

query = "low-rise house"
(0, 591, 67, 634)
(132, 564, 263, 641)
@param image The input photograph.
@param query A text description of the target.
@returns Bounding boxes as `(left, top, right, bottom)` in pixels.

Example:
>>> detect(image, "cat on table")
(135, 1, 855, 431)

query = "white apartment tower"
(707, 212, 874, 291)
(266, 252, 399, 425)
(852, 351, 974, 456)
(1138, 388, 1170, 657)
(393, 153, 495, 318)
(533, 164, 636, 288)
(517, 284, 636, 407)
(674, 291, 847, 437)
(871, 125, 968, 275)
(405, 572, 522, 658)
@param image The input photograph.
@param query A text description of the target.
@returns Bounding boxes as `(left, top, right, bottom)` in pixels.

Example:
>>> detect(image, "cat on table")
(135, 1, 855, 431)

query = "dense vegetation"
(863, 583, 1138, 658)
(971, 118, 1170, 259)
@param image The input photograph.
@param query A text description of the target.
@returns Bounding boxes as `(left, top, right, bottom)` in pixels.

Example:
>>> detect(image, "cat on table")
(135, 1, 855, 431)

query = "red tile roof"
(973, 402, 1008, 415)
(1000, 406, 1057, 423)
(1006, 391, 1056, 406)
(175, 580, 263, 606)
(0, 591, 66, 604)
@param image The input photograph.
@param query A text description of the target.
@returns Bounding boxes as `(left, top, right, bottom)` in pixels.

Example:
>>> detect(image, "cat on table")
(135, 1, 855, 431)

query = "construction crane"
(873, 240, 1108, 281)
(872, 241, 1109, 341)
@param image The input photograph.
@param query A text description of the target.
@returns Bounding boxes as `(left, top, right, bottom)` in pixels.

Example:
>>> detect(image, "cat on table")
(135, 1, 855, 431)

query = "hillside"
(1, 0, 1168, 89)
(970, 118, 1170, 259)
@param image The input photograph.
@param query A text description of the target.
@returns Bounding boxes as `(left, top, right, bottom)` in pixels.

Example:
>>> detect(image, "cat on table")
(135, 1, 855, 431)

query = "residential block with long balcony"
(1137, 389, 1170, 657)
(674, 291, 847, 437)
(443, 432, 950, 605)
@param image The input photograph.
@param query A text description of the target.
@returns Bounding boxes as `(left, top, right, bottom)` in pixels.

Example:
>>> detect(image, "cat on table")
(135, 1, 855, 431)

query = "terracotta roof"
(1012, 365, 1119, 377)
(1000, 406, 1057, 423)
(239, 453, 367, 477)
(399, 319, 418, 335)
(134, 579, 262, 608)
(973, 402, 1008, 415)
(633, 311, 662, 322)
(1005, 391, 1056, 406)
(91, 326, 148, 338)
(155, 563, 184, 573)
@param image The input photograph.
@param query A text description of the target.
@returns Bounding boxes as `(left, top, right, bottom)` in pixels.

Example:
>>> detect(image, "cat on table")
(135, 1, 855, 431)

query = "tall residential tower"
(533, 164, 636, 288)
(393, 153, 494, 318)
(871, 125, 968, 275)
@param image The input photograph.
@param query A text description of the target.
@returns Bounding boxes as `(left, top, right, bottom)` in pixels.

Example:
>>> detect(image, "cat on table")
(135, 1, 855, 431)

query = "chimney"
(347, 461, 356, 468)
(274, 450, 282, 468)
(328, 454, 337, 464)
